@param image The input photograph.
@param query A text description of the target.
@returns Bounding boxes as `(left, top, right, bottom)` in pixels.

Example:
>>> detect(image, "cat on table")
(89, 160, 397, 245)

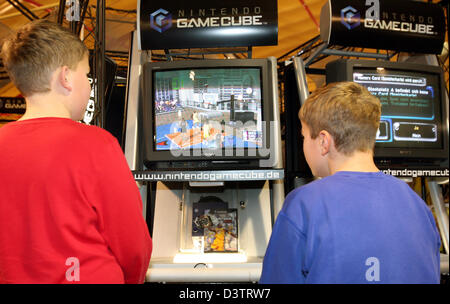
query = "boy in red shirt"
(0, 20, 152, 283)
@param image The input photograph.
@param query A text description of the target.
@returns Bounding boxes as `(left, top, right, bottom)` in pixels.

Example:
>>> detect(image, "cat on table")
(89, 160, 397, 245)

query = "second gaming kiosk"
(282, 0, 449, 272)
(124, 0, 283, 282)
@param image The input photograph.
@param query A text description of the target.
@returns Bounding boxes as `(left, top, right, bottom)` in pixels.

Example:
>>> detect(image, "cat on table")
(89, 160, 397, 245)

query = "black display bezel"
(326, 59, 449, 162)
(142, 59, 276, 168)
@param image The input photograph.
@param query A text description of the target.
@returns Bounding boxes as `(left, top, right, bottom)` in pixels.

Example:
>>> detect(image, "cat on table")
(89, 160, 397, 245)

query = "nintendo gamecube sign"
(150, 8, 172, 33)
(139, 0, 278, 50)
(320, 0, 446, 54)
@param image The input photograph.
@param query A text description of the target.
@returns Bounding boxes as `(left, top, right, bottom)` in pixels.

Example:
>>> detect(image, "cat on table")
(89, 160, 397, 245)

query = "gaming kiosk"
(287, 55, 450, 272)
(326, 58, 450, 256)
(282, 0, 449, 273)
(123, 0, 282, 282)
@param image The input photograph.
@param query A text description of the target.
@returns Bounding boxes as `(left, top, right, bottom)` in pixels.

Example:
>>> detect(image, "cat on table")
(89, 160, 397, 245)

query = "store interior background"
(1, 0, 445, 95)
(0, 0, 449, 283)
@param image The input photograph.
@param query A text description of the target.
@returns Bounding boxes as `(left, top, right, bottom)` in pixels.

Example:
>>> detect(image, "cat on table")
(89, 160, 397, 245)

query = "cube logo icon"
(340, 6, 360, 30)
(150, 8, 172, 33)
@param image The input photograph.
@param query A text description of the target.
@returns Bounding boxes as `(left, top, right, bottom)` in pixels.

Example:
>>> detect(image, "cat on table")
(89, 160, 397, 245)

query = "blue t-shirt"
(260, 171, 441, 284)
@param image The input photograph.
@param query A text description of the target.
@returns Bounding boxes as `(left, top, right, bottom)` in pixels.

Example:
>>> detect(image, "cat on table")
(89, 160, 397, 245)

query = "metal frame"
(268, 57, 285, 221)
(427, 179, 449, 254)
(303, 42, 394, 67)
(94, 0, 106, 128)
(153, 47, 253, 61)
(5, 0, 38, 21)
(292, 57, 309, 106)
(124, 31, 148, 170)
(57, 0, 65, 24)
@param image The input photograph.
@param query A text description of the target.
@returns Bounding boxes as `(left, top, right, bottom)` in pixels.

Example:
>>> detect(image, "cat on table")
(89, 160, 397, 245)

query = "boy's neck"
(328, 150, 379, 175)
(20, 93, 72, 121)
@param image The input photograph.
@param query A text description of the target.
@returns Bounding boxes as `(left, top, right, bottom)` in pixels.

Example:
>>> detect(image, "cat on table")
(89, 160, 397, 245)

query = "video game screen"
(152, 67, 264, 151)
(353, 68, 444, 150)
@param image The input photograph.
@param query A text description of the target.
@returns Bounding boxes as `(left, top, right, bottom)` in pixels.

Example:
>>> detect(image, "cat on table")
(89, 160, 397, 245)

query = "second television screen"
(353, 67, 443, 150)
(153, 68, 264, 151)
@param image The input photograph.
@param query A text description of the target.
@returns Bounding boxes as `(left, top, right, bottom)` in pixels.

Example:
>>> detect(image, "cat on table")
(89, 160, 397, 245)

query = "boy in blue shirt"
(260, 82, 441, 284)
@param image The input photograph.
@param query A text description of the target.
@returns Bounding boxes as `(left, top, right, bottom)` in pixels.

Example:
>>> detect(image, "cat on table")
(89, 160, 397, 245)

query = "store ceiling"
(0, 0, 448, 97)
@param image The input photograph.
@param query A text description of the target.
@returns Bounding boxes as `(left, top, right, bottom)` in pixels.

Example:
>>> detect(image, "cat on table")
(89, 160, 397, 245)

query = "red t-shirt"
(0, 117, 152, 283)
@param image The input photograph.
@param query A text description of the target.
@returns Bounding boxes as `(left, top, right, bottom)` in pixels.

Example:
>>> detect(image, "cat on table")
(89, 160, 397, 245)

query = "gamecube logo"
(340, 6, 360, 30)
(150, 8, 172, 33)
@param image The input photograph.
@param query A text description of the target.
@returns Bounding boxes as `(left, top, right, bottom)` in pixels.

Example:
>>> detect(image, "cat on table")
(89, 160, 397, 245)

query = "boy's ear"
(57, 66, 72, 95)
(318, 130, 332, 156)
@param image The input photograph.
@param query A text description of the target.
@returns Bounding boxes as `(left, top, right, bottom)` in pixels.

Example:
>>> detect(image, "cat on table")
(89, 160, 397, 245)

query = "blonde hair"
(299, 81, 381, 155)
(1, 20, 88, 97)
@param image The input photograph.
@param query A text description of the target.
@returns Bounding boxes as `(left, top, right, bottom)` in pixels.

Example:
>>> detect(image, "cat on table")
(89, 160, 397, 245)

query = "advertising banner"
(0, 97, 25, 121)
(320, 0, 446, 54)
(138, 0, 278, 50)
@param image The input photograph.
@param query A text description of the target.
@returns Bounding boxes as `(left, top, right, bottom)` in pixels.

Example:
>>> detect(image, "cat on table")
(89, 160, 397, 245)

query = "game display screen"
(152, 68, 264, 151)
(352, 67, 444, 150)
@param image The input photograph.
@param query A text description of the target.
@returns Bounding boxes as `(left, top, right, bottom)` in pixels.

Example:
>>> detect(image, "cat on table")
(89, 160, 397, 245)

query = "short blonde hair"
(1, 20, 88, 97)
(299, 81, 381, 155)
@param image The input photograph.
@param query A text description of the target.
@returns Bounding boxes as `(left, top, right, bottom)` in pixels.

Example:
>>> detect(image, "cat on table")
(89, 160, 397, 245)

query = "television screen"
(352, 67, 443, 150)
(326, 59, 448, 162)
(141, 58, 278, 169)
(153, 68, 264, 151)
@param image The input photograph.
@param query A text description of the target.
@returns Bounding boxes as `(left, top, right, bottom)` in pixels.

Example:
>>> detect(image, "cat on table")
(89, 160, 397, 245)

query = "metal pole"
(304, 43, 327, 67)
(269, 57, 285, 222)
(76, 0, 89, 35)
(293, 57, 309, 106)
(322, 48, 391, 60)
(0, 3, 59, 21)
(12, 0, 39, 19)
(277, 35, 320, 61)
(95, 0, 106, 128)
(426, 178, 449, 254)
(5, 0, 34, 21)
(57, 0, 65, 24)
